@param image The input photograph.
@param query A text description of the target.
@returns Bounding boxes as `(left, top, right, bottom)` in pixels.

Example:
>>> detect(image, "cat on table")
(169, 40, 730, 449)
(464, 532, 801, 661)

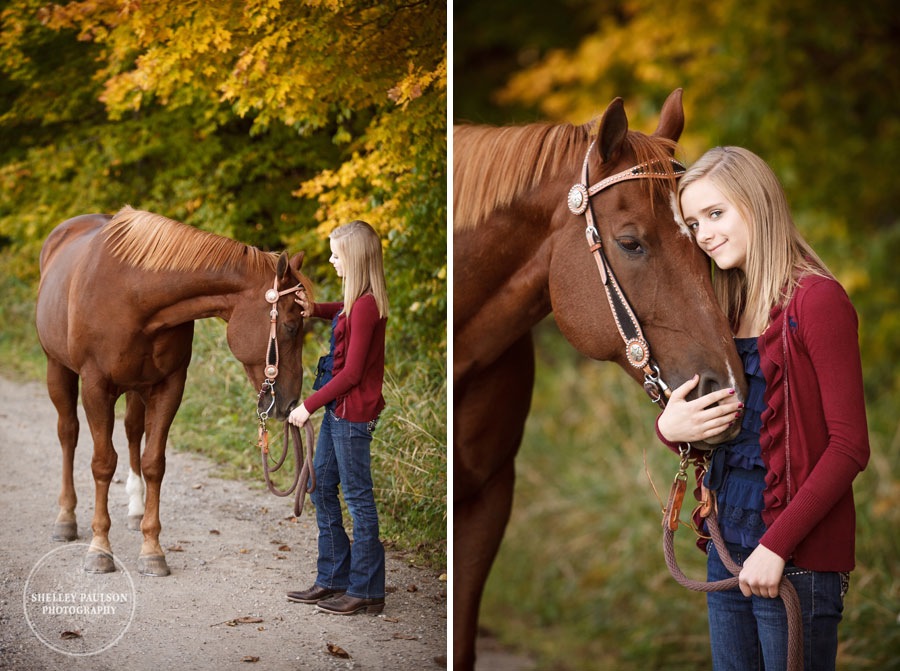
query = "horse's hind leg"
(47, 359, 80, 541)
(453, 333, 535, 671)
(124, 391, 145, 531)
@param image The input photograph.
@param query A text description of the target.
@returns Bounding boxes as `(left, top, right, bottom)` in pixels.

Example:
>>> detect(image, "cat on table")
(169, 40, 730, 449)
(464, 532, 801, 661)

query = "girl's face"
(680, 177, 750, 272)
(328, 240, 345, 278)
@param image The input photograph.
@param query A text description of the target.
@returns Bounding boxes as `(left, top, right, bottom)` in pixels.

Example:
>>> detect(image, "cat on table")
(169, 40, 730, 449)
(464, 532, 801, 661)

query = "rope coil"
(662, 476, 804, 671)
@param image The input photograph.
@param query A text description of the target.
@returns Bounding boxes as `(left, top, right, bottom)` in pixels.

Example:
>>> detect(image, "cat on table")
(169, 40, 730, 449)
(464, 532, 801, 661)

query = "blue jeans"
(707, 544, 845, 671)
(309, 409, 385, 599)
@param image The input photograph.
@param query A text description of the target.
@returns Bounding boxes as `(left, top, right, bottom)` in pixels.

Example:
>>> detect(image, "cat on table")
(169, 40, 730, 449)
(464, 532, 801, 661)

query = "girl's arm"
(300, 295, 381, 415)
(757, 280, 870, 560)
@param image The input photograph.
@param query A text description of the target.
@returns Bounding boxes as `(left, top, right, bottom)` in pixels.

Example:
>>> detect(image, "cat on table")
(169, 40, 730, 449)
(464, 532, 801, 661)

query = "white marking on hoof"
(126, 468, 145, 518)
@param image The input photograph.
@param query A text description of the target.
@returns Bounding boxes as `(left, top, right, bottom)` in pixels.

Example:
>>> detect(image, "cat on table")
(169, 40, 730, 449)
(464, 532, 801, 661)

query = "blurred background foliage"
(0, 0, 446, 563)
(455, 0, 899, 668)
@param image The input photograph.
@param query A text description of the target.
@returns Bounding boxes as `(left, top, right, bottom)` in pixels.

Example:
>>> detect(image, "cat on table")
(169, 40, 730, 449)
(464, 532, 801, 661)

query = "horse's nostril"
(697, 371, 725, 399)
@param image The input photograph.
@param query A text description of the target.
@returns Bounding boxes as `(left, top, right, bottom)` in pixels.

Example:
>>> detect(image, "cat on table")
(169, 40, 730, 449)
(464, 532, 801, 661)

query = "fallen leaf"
(326, 643, 350, 659)
(240, 656, 259, 663)
(239, 548, 250, 554)
(192, 483, 203, 489)
(277, 544, 291, 552)
(234, 617, 264, 624)
(167, 545, 184, 552)
(209, 529, 221, 535)
(392, 632, 419, 640)
(60, 630, 81, 640)
(406, 584, 418, 593)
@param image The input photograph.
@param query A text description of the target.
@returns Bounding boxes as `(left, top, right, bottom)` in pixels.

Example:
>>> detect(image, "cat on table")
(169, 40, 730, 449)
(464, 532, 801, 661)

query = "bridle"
(567, 139, 686, 408)
(255, 273, 315, 517)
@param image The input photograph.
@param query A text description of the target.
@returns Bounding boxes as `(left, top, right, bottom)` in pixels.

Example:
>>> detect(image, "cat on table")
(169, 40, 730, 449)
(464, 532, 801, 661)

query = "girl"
(656, 147, 869, 670)
(285, 220, 389, 616)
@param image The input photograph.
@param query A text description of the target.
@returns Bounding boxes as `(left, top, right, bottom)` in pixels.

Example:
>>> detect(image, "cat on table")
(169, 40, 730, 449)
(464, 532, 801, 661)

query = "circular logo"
(23, 543, 136, 656)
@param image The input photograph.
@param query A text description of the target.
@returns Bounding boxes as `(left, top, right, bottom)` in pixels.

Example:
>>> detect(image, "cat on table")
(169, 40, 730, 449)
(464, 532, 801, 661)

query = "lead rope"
(661, 452, 804, 671)
(259, 420, 316, 517)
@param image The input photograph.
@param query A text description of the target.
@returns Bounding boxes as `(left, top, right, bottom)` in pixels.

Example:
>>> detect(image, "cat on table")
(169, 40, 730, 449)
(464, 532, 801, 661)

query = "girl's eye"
(687, 221, 699, 234)
(710, 209, 722, 219)
(617, 238, 644, 254)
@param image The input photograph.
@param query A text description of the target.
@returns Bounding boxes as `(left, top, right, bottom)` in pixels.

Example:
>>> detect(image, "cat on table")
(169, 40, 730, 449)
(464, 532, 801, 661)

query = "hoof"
(83, 552, 116, 574)
(138, 554, 170, 577)
(52, 521, 78, 542)
(126, 515, 143, 531)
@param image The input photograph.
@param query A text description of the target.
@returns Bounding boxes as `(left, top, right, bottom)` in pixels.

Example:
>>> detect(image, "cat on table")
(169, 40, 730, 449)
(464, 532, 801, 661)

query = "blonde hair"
(677, 146, 831, 333)
(330, 220, 389, 318)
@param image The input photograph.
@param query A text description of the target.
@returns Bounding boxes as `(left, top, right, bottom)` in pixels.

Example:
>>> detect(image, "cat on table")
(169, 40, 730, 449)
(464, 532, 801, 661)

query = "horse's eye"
(284, 322, 299, 337)
(617, 237, 644, 254)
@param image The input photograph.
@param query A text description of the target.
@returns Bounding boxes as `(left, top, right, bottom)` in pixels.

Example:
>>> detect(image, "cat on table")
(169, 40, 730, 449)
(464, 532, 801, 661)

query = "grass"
(479, 317, 900, 670)
(1, 273, 446, 569)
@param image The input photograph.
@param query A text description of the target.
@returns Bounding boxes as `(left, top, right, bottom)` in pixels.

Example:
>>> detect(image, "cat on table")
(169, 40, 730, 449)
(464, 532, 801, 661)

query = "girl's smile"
(680, 177, 750, 272)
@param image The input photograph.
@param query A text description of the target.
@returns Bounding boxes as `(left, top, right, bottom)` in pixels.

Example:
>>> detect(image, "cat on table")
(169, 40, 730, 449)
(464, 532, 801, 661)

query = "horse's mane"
(103, 206, 277, 274)
(453, 121, 679, 231)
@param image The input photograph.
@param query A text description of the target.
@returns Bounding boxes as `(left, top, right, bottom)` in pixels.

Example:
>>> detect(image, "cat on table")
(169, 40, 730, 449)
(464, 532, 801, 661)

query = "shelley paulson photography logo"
(23, 543, 136, 656)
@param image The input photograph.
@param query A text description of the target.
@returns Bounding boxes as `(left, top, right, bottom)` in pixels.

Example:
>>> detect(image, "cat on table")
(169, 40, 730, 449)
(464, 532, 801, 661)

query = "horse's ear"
(275, 251, 290, 279)
(653, 88, 685, 142)
(597, 97, 628, 163)
(288, 251, 305, 275)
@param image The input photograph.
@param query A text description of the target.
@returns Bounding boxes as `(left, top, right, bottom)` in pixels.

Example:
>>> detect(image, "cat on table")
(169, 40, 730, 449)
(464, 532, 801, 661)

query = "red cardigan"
(658, 275, 869, 571)
(303, 294, 387, 422)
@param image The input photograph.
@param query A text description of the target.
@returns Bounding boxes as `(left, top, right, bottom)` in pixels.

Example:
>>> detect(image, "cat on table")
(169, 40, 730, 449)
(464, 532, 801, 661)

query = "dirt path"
(0, 376, 446, 671)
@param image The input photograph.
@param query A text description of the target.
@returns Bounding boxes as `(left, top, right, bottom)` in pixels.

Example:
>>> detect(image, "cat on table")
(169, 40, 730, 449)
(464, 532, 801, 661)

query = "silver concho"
(567, 184, 589, 215)
(265, 364, 278, 379)
(265, 289, 279, 303)
(625, 338, 650, 368)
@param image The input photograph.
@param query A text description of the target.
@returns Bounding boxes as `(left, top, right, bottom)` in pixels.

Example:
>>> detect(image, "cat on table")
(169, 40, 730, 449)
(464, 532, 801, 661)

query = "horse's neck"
(454, 211, 555, 382)
(144, 272, 260, 331)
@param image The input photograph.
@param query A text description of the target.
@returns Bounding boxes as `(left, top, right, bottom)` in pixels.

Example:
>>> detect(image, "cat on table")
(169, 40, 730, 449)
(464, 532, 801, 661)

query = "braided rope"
(662, 487, 804, 671)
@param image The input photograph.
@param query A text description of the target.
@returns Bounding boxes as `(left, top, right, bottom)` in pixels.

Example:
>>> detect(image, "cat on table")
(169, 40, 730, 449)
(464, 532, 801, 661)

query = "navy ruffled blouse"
(703, 337, 768, 550)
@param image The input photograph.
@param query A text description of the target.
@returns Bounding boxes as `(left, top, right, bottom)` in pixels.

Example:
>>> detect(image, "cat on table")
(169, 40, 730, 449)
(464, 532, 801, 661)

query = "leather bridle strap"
(262, 278, 305, 382)
(567, 140, 685, 407)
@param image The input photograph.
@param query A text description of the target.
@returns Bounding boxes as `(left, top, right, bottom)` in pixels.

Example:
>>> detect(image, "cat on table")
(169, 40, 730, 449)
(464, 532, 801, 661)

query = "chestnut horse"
(36, 206, 311, 576)
(453, 89, 748, 669)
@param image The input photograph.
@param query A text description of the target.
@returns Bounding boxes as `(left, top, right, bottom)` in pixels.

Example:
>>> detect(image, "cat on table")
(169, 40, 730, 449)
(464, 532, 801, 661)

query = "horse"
(453, 89, 749, 669)
(35, 206, 312, 577)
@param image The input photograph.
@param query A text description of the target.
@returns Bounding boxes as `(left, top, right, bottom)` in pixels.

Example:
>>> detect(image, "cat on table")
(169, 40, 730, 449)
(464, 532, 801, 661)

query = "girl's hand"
(739, 544, 786, 598)
(288, 403, 310, 428)
(293, 289, 312, 318)
(657, 374, 743, 444)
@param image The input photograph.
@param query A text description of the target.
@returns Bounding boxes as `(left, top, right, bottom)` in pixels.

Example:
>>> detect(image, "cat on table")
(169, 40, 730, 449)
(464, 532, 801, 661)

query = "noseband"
(567, 140, 686, 407)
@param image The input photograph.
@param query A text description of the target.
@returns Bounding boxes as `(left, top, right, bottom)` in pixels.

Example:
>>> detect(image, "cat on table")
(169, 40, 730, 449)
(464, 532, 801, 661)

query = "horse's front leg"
(137, 368, 188, 577)
(124, 391, 146, 531)
(79, 376, 119, 573)
(47, 359, 80, 542)
(454, 333, 535, 671)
